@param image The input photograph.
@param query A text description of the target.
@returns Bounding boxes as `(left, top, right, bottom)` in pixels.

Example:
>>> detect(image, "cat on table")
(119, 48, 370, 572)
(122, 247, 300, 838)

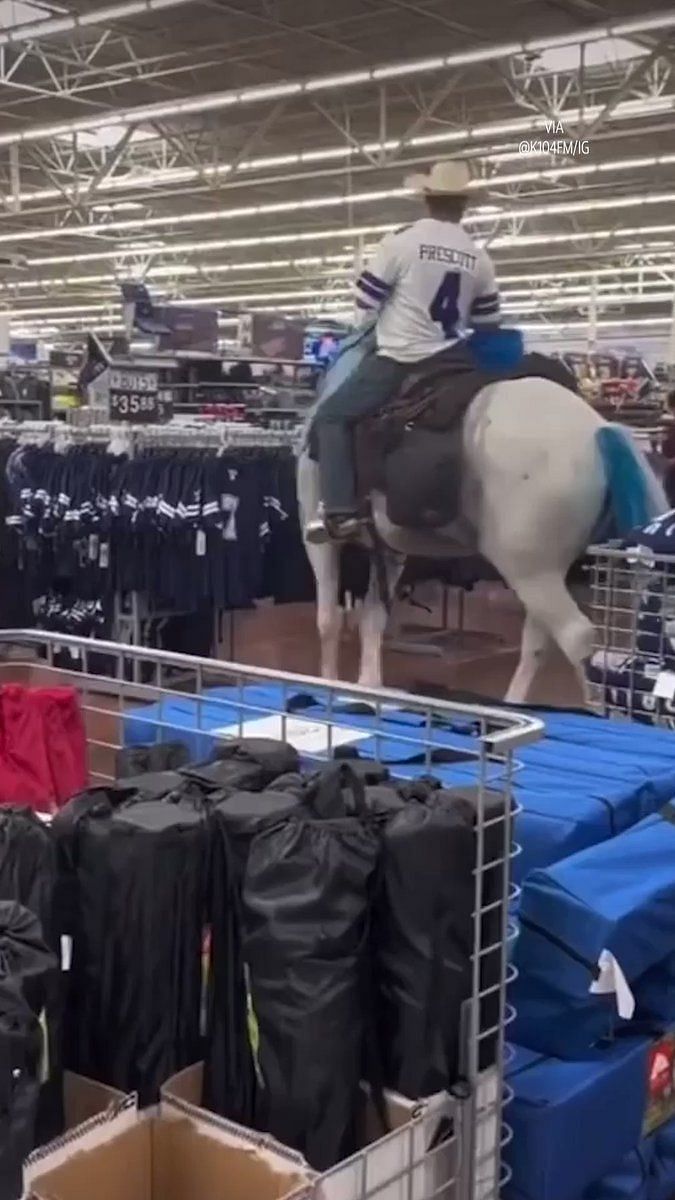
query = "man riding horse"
(305, 158, 502, 546)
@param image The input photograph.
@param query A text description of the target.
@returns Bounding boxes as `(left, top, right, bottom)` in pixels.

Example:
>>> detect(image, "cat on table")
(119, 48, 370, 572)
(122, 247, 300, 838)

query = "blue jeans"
(313, 354, 407, 514)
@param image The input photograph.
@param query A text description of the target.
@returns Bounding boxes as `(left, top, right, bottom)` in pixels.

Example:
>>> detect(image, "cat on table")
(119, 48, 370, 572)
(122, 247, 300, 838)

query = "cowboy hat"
(405, 158, 471, 195)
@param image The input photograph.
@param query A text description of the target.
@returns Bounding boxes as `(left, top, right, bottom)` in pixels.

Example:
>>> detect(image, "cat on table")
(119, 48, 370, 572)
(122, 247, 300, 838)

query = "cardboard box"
(162, 1064, 457, 1200)
(24, 1084, 314, 1200)
(62, 1072, 126, 1132)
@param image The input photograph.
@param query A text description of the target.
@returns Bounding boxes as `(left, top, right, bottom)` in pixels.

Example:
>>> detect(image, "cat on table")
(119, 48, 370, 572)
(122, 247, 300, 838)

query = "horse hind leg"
(502, 570, 594, 704)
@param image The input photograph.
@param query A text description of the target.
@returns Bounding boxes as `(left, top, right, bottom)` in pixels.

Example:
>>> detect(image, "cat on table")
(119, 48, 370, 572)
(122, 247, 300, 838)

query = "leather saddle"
(352, 350, 579, 531)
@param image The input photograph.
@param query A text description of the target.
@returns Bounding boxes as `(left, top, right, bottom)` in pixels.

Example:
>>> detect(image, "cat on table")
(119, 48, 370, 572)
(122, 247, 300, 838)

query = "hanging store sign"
(108, 367, 172, 423)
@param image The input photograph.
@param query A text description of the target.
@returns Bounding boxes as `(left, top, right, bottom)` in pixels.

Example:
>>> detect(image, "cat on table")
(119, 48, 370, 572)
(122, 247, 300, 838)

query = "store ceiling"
(1, 0, 675, 343)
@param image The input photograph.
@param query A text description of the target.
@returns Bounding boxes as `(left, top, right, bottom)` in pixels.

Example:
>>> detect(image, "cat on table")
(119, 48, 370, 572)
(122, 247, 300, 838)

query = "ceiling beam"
(1, 9, 674, 151)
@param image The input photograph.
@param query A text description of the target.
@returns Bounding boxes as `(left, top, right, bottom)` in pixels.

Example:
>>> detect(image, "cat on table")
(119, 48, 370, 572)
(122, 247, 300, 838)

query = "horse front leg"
(357, 559, 403, 689)
(304, 540, 343, 680)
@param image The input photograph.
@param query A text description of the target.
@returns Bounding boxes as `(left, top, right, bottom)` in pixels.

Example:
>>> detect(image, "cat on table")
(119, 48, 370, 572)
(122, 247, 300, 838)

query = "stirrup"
(305, 512, 368, 546)
(304, 515, 332, 546)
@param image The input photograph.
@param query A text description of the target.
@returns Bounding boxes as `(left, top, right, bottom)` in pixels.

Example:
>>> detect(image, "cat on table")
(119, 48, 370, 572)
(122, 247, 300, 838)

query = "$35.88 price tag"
(110, 390, 162, 421)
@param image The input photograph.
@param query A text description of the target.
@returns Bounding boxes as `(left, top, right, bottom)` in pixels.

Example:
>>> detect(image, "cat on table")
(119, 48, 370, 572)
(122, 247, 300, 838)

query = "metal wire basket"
(0, 629, 543, 1200)
(587, 541, 675, 727)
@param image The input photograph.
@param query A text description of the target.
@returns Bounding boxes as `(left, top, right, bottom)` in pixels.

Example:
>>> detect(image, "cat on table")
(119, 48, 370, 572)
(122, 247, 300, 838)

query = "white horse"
(297, 375, 666, 703)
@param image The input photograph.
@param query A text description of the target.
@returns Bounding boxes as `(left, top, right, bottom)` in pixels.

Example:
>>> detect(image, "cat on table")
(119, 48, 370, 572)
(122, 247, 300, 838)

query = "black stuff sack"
(112, 771, 186, 800)
(205, 788, 305, 1124)
(0, 809, 57, 948)
(211, 737, 300, 778)
(0, 902, 56, 1200)
(0, 810, 62, 1143)
(56, 796, 208, 1104)
(375, 786, 508, 1098)
(241, 763, 380, 1169)
(115, 741, 190, 778)
(182, 737, 300, 795)
(332, 746, 390, 785)
(179, 758, 266, 794)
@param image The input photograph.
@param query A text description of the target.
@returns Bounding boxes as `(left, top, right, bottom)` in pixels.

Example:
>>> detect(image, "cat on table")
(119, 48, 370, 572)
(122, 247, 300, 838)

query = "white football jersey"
(354, 217, 501, 363)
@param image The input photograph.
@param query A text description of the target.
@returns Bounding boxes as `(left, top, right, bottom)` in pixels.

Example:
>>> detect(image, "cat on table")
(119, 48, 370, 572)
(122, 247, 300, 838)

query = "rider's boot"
(305, 506, 369, 545)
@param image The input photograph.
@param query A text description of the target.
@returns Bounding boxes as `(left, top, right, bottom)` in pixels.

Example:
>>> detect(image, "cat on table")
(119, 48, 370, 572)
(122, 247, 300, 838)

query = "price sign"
(108, 369, 172, 423)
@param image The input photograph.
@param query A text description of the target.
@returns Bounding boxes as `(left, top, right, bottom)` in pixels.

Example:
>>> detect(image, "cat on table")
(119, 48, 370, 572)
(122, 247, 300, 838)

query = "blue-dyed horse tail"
(596, 423, 667, 536)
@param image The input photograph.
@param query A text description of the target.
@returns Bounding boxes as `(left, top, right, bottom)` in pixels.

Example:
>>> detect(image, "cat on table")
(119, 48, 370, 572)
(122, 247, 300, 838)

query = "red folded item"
(0, 684, 55, 810)
(33, 687, 89, 806)
(0, 684, 89, 812)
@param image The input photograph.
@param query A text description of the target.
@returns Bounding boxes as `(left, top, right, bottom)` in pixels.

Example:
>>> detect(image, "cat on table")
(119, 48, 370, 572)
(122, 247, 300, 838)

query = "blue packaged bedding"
(650, 1115, 675, 1199)
(122, 687, 675, 888)
(504, 1038, 650, 1200)
(579, 1111, 675, 1198)
(582, 1141, 654, 1199)
(512, 807, 675, 1056)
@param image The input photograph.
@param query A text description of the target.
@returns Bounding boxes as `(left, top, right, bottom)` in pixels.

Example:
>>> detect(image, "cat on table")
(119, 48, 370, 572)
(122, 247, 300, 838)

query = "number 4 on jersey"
(429, 271, 460, 338)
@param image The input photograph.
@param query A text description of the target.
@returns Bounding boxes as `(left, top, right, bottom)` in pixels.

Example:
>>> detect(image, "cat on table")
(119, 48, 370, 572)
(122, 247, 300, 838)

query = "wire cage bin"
(0, 629, 543, 1200)
(587, 541, 675, 726)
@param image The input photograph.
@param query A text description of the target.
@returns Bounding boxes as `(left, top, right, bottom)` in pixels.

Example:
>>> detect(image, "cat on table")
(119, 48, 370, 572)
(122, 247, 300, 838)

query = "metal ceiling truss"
(0, 5, 674, 338)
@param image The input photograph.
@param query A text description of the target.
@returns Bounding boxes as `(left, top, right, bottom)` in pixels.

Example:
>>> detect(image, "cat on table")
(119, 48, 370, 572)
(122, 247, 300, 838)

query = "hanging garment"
(0, 902, 57, 1200)
(54, 792, 208, 1104)
(241, 763, 380, 1169)
(375, 785, 509, 1097)
(205, 787, 306, 1124)
(6, 439, 299, 622)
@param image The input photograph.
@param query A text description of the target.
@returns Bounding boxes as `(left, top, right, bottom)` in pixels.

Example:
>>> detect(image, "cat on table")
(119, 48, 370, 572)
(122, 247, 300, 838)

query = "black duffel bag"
(0, 902, 56, 1200)
(0, 810, 63, 1142)
(205, 787, 306, 1124)
(241, 763, 380, 1169)
(375, 785, 509, 1098)
(54, 794, 209, 1104)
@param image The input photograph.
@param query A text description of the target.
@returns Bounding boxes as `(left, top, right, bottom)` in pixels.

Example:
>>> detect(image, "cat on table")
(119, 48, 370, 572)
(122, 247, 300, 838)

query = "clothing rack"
(0, 417, 299, 451)
(1, 415, 307, 668)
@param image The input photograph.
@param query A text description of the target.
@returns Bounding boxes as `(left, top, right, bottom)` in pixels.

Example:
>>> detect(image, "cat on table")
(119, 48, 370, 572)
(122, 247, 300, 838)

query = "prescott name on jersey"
(355, 216, 501, 363)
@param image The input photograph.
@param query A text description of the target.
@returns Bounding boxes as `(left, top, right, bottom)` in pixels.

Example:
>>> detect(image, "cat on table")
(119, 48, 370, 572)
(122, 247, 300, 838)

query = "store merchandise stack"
(506, 801, 675, 1200)
(0, 724, 507, 1200)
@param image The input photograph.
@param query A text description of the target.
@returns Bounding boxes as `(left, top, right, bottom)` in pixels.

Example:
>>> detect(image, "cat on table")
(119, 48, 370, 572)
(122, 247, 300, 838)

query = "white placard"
(211, 715, 370, 755)
(654, 671, 675, 700)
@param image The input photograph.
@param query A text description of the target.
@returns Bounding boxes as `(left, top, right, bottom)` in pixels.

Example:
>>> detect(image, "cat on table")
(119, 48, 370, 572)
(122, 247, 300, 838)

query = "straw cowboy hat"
(405, 158, 471, 195)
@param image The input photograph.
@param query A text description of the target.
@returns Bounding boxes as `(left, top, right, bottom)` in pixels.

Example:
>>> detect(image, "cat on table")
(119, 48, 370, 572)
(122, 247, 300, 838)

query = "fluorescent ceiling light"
(3, 257, 670, 299)
(304, 70, 372, 92)
(8, 281, 673, 320)
(372, 57, 446, 79)
(24, 217, 675, 273)
(614, 14, 675, 35)
(3, 184, 673, 248)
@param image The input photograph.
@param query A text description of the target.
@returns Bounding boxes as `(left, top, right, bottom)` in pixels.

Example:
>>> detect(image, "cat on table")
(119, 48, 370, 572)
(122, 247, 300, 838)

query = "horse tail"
(596, 423, 667, 536)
